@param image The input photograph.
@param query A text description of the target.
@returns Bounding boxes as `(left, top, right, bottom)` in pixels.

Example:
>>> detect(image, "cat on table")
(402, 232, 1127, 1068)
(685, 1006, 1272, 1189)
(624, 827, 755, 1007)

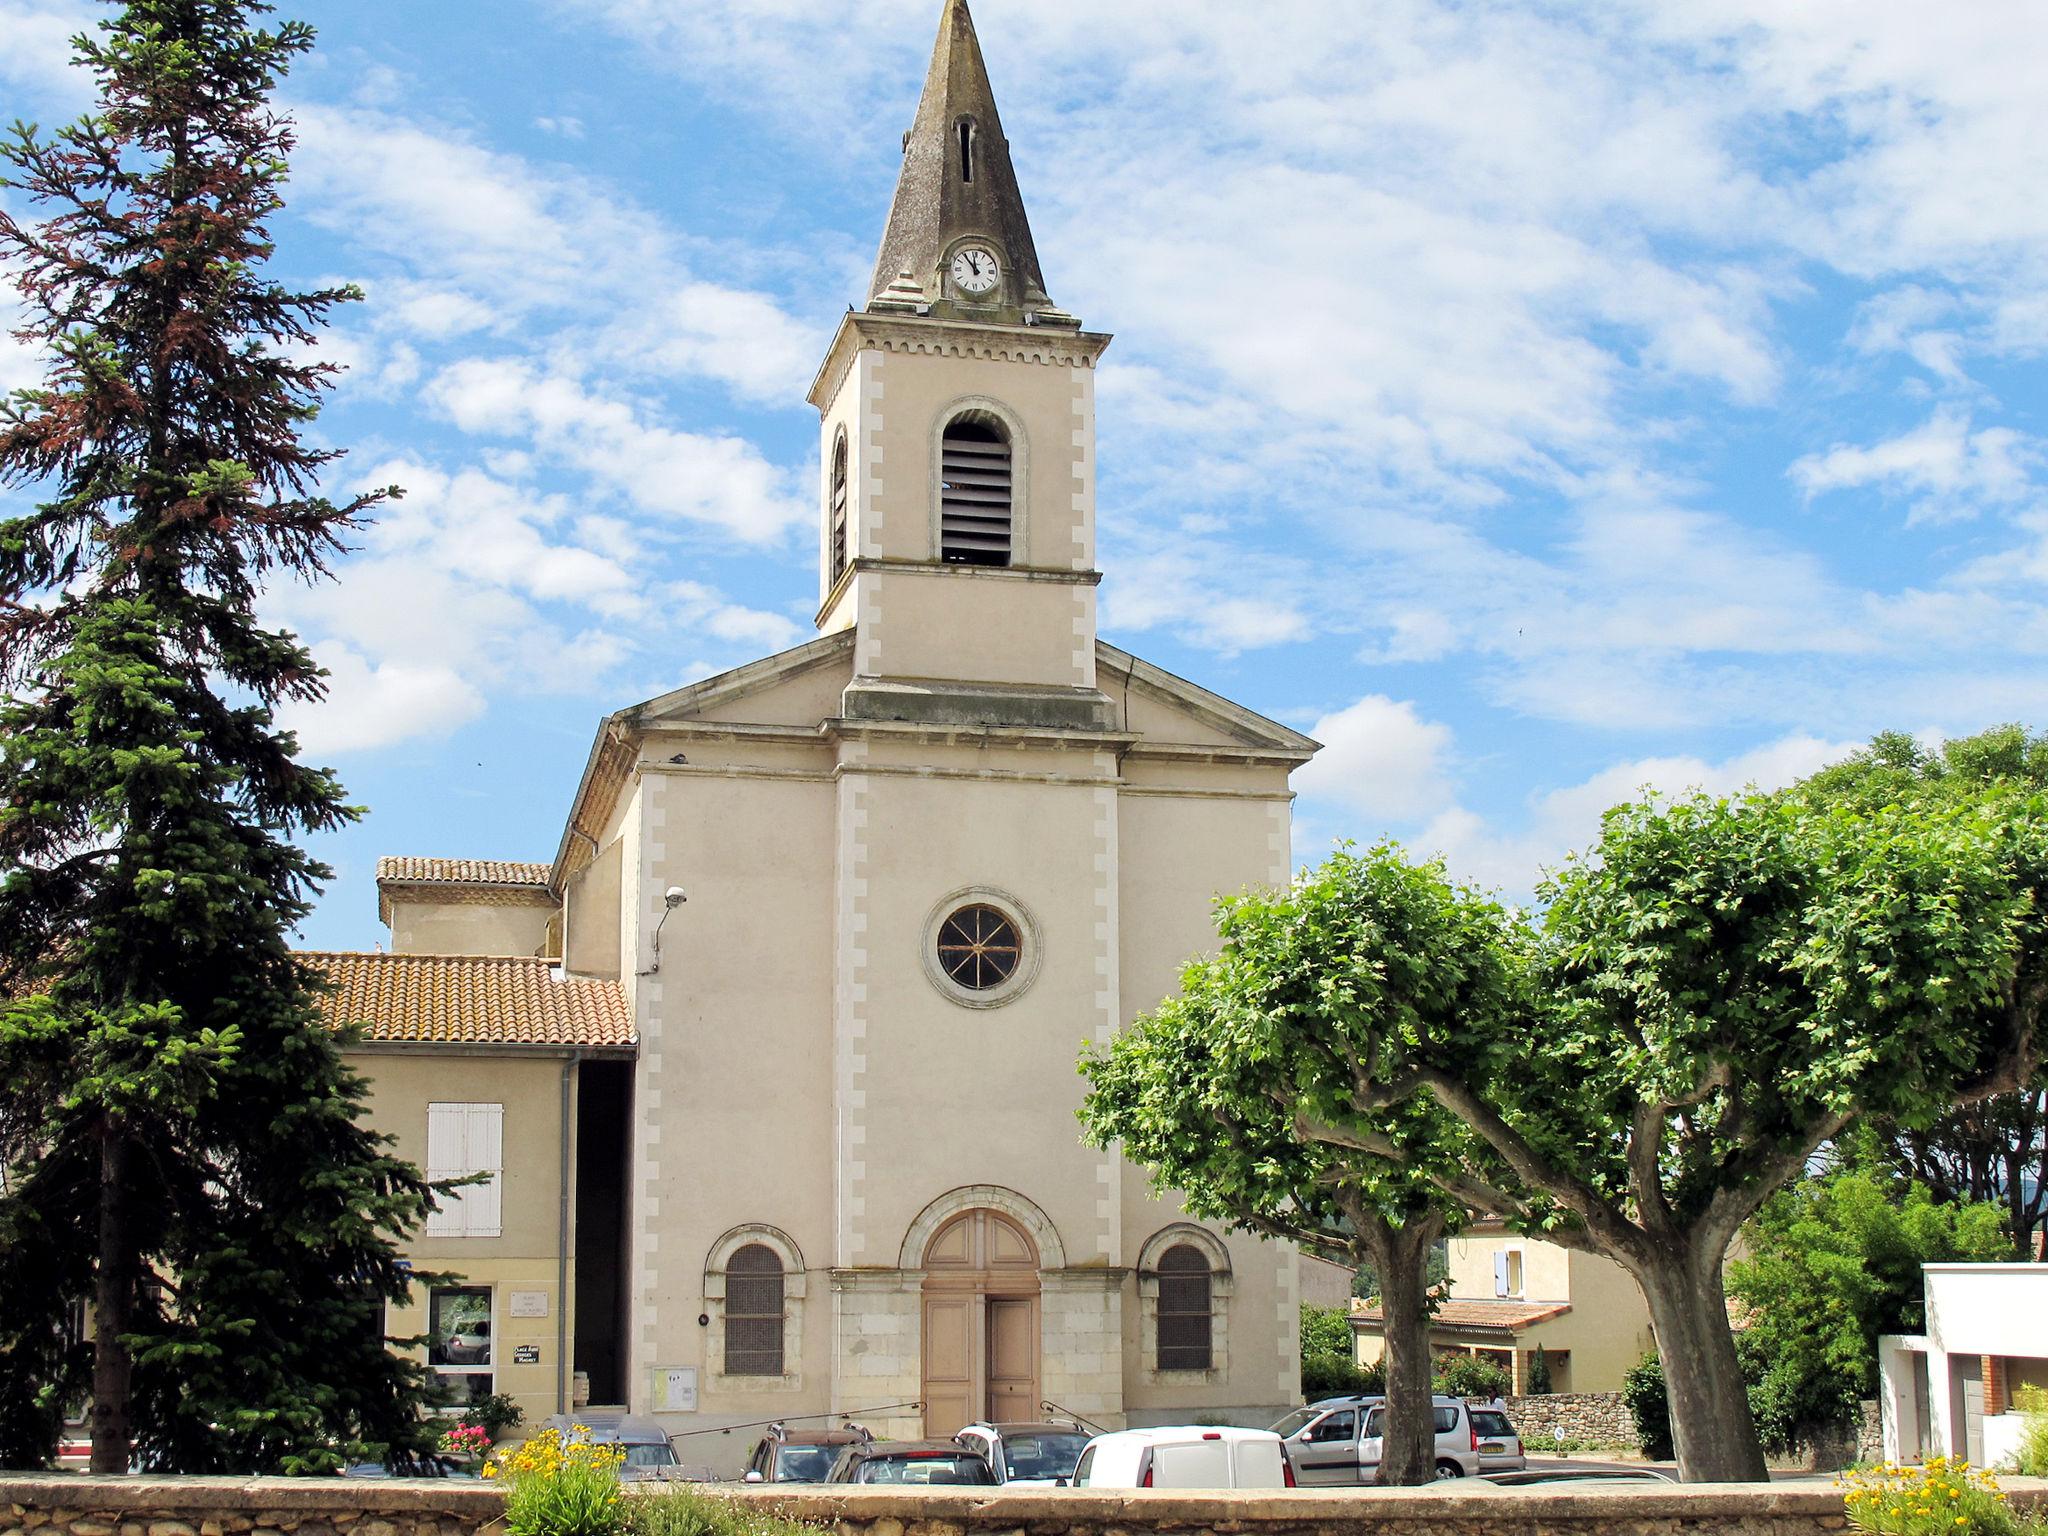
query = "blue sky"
(4, 0, 2046, 952)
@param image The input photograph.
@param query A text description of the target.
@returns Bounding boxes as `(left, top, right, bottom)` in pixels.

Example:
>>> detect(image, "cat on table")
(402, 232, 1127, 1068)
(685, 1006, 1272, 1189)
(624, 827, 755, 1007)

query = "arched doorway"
(921, 1209, 1040, 1435)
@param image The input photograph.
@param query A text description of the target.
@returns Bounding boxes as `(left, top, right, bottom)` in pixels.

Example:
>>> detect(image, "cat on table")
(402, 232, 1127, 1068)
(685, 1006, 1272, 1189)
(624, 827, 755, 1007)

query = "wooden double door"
(920, 1210, 1040, 1436)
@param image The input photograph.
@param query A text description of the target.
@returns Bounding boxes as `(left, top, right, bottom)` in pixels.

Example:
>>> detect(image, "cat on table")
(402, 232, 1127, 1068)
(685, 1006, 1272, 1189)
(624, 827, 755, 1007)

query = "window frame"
(722, 1243, 786, 1377)
(1154, 1243, 1215, 1371)
(704, 1224, 807, 1391)
(926, 396, 1029, 570)
(828, 428, 849, 587)
(1135, 1224, 1234, 1380)
(425, 1284, 495, 1408)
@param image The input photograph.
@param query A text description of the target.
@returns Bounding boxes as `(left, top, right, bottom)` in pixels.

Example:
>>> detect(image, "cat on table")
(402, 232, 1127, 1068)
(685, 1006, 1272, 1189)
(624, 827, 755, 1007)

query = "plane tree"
(1081, 850, 1525, 1485)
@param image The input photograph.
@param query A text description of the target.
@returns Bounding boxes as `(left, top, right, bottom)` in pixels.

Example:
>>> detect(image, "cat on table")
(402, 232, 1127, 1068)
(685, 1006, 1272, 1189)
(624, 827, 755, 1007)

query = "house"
(1880, 1264, 2048, 1469)
(312, 916, 635, 1428)
(1349, 1225, 1655, 1394)
(329, 0, 1320, 1470)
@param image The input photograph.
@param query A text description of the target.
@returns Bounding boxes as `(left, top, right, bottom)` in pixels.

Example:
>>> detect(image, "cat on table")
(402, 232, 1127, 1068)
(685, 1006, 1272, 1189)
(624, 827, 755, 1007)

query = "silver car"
(1469, 1406, 1527, 1472)
(537, 1413, 683, 1483)
(1272, 1395, 1480, 1483)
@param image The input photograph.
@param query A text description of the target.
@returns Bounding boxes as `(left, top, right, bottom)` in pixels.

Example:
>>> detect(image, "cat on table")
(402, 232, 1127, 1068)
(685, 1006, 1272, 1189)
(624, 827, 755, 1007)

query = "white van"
(1070, 1426, 1295, 1489)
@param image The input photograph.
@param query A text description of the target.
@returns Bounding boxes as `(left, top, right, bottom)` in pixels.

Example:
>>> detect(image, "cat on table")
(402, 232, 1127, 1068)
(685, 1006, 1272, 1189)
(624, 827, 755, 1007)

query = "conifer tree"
(0, 0, 443, 1473)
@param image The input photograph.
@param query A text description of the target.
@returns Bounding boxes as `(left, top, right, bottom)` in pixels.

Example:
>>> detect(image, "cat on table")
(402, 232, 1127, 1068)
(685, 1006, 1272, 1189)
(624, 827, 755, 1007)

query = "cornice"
(808, 310, 1113, 411)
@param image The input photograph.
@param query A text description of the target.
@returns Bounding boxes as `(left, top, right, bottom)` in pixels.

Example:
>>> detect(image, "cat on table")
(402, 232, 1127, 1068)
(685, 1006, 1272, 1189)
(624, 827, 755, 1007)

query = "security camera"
(664, 887, 687, 908)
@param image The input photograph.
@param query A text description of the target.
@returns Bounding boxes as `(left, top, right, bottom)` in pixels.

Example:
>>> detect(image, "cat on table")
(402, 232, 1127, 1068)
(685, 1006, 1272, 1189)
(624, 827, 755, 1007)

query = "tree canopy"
(0, 0, 442, 1472)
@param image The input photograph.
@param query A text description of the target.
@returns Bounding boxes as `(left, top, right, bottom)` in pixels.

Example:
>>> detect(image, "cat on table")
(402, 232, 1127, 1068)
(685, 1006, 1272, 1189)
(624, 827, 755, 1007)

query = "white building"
(1879, 1264, 2048, 1469)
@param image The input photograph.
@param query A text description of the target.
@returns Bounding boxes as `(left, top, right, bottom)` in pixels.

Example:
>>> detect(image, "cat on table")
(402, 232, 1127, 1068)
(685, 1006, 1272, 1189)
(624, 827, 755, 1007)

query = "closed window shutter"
(425, 1103, 465, 1236)
(466, 1103, 503, 1238)
(1494, 1252, 1511, 1297)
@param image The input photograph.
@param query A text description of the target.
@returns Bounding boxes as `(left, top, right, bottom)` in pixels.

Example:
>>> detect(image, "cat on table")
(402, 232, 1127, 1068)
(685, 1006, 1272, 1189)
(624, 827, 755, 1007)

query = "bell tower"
(807, 0, 1116, 732)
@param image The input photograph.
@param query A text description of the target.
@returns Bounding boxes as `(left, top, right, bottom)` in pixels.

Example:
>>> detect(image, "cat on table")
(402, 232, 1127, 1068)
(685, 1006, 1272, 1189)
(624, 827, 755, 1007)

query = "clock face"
(949, 246, 1000, 296)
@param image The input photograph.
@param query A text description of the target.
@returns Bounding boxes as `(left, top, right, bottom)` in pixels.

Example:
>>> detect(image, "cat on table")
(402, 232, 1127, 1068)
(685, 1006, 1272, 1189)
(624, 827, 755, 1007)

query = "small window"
(1156, 1243, 1212, 1370)
(1434, 1406, 1461, 1434)
(935, 903, 1021, 991)
(724, 1243, 785, 1375)
(1307, 1409, 1356, 1443)
(828, 430, 849, 585)
(425, 1102, 502, 1238)
(427, 1285, 494, 1406)
(957, 117, 975, 183)
(939, 418, 1011, 566)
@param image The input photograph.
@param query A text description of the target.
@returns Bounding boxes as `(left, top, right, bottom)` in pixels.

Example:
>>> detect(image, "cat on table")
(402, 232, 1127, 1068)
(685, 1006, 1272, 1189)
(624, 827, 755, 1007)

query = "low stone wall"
(7, 1476, 2048, 1536)
(1502, 1392, 1639, 1446)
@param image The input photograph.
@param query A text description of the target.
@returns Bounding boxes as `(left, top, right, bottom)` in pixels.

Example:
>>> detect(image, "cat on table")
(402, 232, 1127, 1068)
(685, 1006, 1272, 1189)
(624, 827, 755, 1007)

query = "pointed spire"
(867, 0, 1061, 320)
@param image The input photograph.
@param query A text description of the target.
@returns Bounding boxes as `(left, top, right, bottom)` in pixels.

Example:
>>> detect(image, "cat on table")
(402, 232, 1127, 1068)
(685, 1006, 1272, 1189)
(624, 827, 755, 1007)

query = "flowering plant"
(487, 1426, 626, 1536)
(440, 1422, 493, 1460)
(1840, 1457, 2042, 1536)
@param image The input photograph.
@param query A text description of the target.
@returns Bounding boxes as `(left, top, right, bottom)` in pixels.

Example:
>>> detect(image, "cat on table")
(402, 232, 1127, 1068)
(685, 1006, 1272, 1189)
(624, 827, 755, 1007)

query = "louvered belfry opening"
(1156, 1244, 1214, 1370)
(829, 431, 849, 584)
(724, 1243, 785, 1375)
(940, 417, 1012, 566)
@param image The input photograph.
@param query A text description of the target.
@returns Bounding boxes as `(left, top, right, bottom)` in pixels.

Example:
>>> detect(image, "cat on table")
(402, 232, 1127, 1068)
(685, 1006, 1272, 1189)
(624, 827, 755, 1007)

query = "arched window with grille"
(724, 1243, 785, 1376)
(1156, 1244, 1213, 1371)
(939, 416, 1012, 566)
(828, 430, 849, 585)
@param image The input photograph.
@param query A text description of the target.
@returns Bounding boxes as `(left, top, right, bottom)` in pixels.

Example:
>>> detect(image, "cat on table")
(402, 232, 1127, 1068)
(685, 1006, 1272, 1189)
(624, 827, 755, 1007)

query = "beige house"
(330, 0, 1319, 1472)
(311, 936, 634, 1429)
(1350, 1226, 1655, 1394)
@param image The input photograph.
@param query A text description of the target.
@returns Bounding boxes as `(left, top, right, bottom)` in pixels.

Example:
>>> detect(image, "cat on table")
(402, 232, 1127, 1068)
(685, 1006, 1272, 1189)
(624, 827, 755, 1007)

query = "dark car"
(824, 1439, 999, 1486)
(743, 1424, 872, 1484)
(340, 1452, 476, 1479)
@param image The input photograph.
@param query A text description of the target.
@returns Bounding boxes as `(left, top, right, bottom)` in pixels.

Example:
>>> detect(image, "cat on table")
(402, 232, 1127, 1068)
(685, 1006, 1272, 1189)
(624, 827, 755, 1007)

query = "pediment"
(631, 629, 855, 730)
(1098, 640, 1319, 758)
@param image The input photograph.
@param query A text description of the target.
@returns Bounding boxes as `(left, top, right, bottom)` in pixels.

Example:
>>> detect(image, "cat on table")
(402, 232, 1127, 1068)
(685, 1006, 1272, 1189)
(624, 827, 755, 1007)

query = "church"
(320, 0, 1322, 1467)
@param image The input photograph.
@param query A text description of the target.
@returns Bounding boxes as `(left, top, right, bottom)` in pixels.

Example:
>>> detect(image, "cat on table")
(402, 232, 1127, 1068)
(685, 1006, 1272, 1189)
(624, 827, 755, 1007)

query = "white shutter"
(1493, 1252, 1511, 1298)
(465, 1103, 504, 1238)
(425, 1103, 465, 1237)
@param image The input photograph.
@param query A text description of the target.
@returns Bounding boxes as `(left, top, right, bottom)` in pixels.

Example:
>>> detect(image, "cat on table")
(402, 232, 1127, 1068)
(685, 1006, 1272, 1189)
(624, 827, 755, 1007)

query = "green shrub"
(1526, 1345, 1552, 1395)
(492, 1428, 625, 1536)
(622, 1487, 819, 1536)
(1432, 1353, 1511, 1400)
(1841, 1456, 2046, 1536)
(1302, 1353, 1383, 1398)
(2012, 1384, 2048, 1477)
(1622, 1353, 1674, 1461)
(461, 1392, 525, 1440)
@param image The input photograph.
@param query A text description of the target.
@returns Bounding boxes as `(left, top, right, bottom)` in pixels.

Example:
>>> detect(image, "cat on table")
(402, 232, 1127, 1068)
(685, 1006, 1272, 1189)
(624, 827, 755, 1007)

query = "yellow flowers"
(1838, 1456, 2036, 1536)
(493, 1427, 628, 1536)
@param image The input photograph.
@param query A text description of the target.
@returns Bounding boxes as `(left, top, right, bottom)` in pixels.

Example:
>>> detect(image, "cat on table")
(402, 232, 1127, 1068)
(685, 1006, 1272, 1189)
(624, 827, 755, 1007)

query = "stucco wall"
(386, 895, 554, 959)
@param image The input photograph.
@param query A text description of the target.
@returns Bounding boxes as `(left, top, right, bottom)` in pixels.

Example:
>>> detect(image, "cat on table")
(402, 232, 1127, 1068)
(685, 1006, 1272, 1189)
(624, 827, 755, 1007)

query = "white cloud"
(280, 643, 484, 756)
(1293, 695, 1455, 822)
(1792, 408, 2044, 522)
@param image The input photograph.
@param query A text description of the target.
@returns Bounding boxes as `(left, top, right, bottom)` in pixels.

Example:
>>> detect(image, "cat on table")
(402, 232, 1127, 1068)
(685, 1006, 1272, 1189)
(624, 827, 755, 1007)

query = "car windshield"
(775, 1445, 842, 1482)
(623, 1443, 677, 1468)
(1001, 1432, 1088, 1480)
(857, 1455, 993, 1485)
(1269, 1409, 1318, 1438)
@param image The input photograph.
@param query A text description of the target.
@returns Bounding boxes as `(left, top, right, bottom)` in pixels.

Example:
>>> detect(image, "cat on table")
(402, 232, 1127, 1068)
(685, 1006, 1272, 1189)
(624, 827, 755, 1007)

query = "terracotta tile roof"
(376, 857, 554, 888)
(1351, 1298, 1571, 1334)
(305, 952, 633, 1050)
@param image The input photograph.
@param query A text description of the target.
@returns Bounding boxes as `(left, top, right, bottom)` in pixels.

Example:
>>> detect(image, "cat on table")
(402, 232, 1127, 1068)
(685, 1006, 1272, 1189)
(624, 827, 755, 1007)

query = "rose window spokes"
(936, 903, 1022, 990)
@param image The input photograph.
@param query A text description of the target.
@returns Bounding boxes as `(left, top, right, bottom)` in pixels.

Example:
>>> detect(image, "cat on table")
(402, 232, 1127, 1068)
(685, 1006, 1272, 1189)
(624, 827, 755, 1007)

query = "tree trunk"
(1635, 1241, 1767, 1483)
(89, 1123, 133, 1476)
(1366, 1212, 1444, 1486)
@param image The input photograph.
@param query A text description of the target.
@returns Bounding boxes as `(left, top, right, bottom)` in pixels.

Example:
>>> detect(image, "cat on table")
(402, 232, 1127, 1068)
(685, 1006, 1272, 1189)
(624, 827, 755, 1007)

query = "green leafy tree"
(1623, 1353, 1674, 1461)
(0, 0, 444, 1473)
(1726, 1160, 2008, 1450)
(1801, 727, 2048, 1260)
(1081, 850, 1522, 1483)
(1278, 794, 2046, 1480)
(1432, 1353, 1510, 1400)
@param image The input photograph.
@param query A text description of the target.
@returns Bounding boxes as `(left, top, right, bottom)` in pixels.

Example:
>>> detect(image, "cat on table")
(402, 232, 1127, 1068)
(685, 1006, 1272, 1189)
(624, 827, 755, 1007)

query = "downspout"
(557, 1049, 581, 1416)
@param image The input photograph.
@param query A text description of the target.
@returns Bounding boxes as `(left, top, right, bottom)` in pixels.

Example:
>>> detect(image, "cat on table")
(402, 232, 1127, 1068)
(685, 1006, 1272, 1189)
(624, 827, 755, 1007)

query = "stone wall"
(8, 1477, 2048, 1536)
(1501, 1392, 1639, 1446)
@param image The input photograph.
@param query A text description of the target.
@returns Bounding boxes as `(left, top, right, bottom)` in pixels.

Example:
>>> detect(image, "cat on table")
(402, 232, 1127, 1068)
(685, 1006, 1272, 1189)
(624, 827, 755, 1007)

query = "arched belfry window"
(939, 417, 1012, 567)
(828, 430, 849, 585)
(956, 117, 976, 184)
(1155, 1244, 1213, 1370)
(724, 1243, 785, 1376)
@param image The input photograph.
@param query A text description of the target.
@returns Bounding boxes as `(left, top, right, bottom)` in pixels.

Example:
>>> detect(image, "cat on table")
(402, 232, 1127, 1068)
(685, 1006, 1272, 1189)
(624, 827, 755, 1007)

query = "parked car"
(1482, 1467, 1676, 1486)
(537, 1413, 683, 1482)
(953, 1420, 1092, 1486)
(1070, 1426, 1294, 1489)
(1468, 1406, 1525, 1472)
(340, 1452, 476, 1479)
(824, 1439, 999, 1485)
(742, 1423, 871, 1483)
(1271, 1395, 1480, 1483)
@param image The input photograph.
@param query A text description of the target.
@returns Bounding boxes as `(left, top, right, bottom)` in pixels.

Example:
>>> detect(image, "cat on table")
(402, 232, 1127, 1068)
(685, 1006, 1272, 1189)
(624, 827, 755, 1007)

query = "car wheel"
(1434, 1460, 1465, 1480)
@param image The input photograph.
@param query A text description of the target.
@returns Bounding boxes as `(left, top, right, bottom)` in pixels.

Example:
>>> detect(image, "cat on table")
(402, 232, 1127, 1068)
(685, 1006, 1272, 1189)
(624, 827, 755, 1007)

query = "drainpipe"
(557, 1050, 581, 1415)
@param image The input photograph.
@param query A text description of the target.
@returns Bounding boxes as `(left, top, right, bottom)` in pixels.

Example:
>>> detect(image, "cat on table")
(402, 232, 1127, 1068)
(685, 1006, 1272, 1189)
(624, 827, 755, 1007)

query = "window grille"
(1156, 1244, 1213, 1370)
(940, 418, 1012, 566)
(829, 431, 849, 584)
(724, 1243, 785, 1376)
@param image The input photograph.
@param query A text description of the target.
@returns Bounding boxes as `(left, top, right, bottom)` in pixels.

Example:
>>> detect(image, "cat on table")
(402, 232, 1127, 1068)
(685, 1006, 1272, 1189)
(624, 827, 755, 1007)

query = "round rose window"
(935, 903, 1023, 991)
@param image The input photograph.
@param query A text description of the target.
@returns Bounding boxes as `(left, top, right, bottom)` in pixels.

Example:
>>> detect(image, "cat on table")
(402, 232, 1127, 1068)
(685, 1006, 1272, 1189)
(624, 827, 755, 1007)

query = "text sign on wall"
(655, 1366, 698, 1412)
(508, 1290, 550, 1318)
(513, 1344, 541, 1365)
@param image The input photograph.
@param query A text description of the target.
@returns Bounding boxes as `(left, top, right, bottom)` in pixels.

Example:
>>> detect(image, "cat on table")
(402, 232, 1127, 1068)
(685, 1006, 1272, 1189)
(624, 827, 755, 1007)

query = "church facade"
(333, 0, 1319, 1463)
